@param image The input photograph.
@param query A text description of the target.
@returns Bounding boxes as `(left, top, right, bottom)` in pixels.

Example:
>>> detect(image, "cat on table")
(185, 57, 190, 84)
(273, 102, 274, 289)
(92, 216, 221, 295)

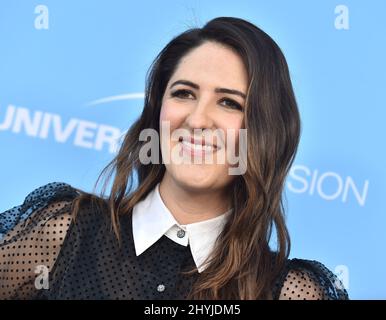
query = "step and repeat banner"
(0, 0, 385, 299)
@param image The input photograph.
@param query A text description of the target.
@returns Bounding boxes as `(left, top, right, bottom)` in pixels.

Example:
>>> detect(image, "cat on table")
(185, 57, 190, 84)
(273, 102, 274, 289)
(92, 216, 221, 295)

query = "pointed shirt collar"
(132, 183, 232, 273)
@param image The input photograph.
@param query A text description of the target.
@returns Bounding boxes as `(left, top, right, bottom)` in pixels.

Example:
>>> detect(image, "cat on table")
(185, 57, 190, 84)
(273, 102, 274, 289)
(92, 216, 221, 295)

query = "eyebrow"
(169, 79, 246, 100)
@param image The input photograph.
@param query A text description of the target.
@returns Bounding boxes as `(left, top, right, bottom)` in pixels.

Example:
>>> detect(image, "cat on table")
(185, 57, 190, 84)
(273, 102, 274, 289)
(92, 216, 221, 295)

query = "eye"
(170, 89, 243, 111)
(218, 98, 243, 111)
(170, 89, 195, 99)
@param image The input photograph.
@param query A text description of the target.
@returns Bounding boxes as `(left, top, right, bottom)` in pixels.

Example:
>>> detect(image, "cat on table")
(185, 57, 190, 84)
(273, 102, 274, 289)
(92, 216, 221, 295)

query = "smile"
(178, 136, 220, 156)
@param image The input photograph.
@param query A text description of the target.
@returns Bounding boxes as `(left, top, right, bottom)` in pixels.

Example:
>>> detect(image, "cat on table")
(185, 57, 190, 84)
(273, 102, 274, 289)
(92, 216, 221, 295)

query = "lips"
(178, 136, 220, 155)
(179, 136, 219, 149)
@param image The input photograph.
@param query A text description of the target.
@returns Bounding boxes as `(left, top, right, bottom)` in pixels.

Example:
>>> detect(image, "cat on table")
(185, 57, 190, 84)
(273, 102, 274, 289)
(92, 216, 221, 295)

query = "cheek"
(159, 101, 189, 148)
(159, 102, 169, 123)
(218, 116, 244, 146)
(159, 101, 186, 130)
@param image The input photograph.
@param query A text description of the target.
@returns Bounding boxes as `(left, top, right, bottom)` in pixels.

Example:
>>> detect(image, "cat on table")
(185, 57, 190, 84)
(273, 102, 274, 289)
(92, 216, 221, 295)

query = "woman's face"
(160, 41, 248, 192)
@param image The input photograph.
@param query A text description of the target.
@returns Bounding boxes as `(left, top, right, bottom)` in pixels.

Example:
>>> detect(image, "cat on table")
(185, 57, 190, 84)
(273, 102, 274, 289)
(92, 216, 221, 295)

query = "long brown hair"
(71, 17, 301, 299)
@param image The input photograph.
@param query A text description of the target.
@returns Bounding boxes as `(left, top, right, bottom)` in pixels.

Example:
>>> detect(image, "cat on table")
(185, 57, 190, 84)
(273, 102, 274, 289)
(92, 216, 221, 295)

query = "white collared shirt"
(132, 183, 232, 273)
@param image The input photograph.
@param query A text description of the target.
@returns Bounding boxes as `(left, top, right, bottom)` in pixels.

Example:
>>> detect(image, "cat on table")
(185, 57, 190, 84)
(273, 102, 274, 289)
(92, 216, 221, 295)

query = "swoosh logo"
(85, 92, 145, 106)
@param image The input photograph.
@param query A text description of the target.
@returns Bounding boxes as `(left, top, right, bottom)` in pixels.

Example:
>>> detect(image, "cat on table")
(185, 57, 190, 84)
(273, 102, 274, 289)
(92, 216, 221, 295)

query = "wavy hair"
(70, 16, 301, 299)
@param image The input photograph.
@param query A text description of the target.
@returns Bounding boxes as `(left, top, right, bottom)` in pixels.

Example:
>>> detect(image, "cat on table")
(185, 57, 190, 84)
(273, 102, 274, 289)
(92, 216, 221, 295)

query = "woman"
(0, 17, 348, 300)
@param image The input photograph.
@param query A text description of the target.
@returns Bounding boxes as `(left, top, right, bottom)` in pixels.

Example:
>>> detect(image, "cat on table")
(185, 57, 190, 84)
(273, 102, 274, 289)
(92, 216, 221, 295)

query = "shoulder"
(0, 182, 81, 298)
(0, 182, 113, 299)
(1, 182, 81, 237)
(274, 258, 349, 300)
(22, 181, 80, 204)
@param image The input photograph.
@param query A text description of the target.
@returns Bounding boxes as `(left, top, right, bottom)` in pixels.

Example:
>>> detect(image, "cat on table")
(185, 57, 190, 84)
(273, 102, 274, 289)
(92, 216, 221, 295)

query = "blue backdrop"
(0, 0, 385, 299)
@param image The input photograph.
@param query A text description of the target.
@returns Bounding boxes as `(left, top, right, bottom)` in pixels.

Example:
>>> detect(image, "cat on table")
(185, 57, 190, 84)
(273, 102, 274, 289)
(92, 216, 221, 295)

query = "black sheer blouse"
(0, 182, 349, 300)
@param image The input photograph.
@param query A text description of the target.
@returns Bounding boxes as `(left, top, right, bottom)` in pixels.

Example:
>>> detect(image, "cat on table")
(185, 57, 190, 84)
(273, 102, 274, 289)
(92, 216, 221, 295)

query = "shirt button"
(157, 284, 165, 292)
(177, 229, 186, 238)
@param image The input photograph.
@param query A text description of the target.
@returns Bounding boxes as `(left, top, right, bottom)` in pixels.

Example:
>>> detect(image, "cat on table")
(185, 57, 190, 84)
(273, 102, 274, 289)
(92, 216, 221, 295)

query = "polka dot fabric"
(0, 182, 349, 300)
(273, 259, 348, 300)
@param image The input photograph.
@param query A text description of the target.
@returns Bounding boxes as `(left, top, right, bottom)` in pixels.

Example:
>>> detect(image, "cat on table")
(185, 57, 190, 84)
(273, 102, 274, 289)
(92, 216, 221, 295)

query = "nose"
(184, 97, 214, 131)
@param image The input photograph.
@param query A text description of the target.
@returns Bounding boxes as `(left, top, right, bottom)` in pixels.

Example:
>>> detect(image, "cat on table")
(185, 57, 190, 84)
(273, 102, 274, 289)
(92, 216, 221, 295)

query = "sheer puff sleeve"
(276, 258, 349, 300)
(0, 182, 80, 299)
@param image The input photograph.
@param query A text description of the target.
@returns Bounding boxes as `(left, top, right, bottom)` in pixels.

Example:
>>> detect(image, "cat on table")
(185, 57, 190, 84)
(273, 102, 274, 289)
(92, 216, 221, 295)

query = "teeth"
(181, 140, 213, 152)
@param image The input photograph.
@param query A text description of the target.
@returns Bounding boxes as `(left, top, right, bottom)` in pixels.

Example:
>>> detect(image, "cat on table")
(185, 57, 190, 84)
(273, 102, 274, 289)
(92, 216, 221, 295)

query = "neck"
(158, 174, 231, 225)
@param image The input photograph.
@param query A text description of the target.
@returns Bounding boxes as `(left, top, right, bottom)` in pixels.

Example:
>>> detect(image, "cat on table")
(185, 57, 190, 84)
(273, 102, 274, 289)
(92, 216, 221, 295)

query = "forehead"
(169, 41, 248, 92)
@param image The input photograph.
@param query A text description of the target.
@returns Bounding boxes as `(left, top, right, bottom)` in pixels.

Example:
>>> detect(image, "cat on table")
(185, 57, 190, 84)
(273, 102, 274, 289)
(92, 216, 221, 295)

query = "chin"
(171, 166, 226, 191)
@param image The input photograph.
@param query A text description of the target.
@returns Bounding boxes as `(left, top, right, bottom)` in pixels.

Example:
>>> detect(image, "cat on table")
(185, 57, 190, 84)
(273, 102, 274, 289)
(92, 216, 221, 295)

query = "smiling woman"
(159, 41, 247, 202)
(0, 17, 349, 300)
